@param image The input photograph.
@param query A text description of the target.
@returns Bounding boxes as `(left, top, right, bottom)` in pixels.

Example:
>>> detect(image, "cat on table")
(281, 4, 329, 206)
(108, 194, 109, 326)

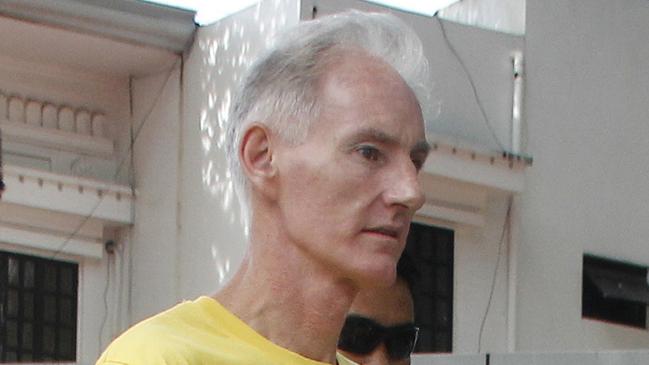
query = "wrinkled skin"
(272, 52, 429, 289)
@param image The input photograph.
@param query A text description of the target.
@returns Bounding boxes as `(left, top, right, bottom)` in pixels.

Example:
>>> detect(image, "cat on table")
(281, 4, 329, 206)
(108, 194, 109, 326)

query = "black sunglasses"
(338, 315, 419, 360)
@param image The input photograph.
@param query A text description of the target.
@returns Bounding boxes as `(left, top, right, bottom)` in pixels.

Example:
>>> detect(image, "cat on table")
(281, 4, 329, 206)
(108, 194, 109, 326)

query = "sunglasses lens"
(338, 316, 383, 355)
(385, 326, 419, 360)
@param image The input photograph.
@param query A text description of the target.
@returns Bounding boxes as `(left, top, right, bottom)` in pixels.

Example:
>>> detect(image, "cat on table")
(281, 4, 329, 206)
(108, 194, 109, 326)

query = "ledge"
(0, 0, 196, 53)
(422, 140, 530, 193)
(417, 202, 485, 227)
(416, 139, 531, 227)
(0, 221, 103, 259)
(0, 91, 114, 157)
(1, 165, 132, 259)
(1, 120, 113, 157)
(2, 164, 133, 224)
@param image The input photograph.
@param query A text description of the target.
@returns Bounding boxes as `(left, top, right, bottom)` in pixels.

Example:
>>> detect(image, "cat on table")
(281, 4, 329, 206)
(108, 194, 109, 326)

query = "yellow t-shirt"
(96, 296, 357, 365)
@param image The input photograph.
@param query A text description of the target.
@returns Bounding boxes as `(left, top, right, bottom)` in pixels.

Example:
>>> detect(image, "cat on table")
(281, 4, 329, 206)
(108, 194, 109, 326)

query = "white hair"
(226, 10, 431, 213)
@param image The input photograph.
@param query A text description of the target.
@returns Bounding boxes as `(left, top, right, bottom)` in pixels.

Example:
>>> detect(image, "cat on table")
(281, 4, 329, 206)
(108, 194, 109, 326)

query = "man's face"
(273, 53, 428, 287)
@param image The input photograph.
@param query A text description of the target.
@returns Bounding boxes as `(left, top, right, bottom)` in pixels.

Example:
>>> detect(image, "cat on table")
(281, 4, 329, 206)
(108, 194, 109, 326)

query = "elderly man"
(97, 9, 430, 365)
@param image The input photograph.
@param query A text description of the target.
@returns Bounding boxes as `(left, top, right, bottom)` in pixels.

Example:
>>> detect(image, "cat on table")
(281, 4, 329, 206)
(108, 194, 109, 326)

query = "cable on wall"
(126, 73, 136, 327)
(98, 242, 114, 351)
(478, 196, 512, 352)
(433, 13, 506, 152)
(174, 53, 185, 301)
(48, 59, 181, 260)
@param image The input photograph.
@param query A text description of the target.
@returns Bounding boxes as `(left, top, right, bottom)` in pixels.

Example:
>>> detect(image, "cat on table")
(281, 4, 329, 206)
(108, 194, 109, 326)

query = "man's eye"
(357, 146, 381, 161)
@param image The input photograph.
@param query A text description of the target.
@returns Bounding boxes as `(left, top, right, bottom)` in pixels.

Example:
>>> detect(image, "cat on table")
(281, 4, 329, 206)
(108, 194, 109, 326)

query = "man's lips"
(362, 226, 402, 239)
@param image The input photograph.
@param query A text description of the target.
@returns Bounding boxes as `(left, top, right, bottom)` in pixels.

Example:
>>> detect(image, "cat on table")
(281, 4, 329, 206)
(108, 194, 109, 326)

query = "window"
(582, 254, 649, 329)
(0, 250, 78, 362)
(405, 223, 454, 353)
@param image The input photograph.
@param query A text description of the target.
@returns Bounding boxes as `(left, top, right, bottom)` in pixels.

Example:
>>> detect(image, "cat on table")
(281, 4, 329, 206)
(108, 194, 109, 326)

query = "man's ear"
(240, 124, 277, 195)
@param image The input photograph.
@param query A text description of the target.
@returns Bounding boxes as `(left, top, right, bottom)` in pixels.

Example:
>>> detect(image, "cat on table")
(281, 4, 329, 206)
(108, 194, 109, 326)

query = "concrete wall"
(95, 0, 302, 344)
(99, 0, 649, 358)
(518, 0, 649, 351)
(439, 0, 525, 35)
(453, 193, 512, 354)
(0, 35, 133, 363)
(306, 0, 524, 153)
(127, 67, 182, 323)
(177, 0, 301, 299)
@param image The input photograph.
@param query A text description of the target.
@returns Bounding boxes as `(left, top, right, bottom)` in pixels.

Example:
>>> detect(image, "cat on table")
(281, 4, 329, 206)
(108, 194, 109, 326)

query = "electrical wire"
(126, 74, 136, 329)
(116, 59, 182, 182)
(434, 14, 506, 152)
(50, 199, 104, 260)
(99, 251, 112, 351)
(478, 196, 512, 353)
(48, 59, 181, 260)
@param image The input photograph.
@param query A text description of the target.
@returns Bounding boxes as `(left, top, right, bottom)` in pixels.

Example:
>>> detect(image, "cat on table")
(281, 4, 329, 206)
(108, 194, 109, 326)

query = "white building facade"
(0, 0, 647, 364)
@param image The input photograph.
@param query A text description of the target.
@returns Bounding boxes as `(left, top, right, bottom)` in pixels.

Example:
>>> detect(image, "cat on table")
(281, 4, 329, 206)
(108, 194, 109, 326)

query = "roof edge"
(0, 0, 196, 53)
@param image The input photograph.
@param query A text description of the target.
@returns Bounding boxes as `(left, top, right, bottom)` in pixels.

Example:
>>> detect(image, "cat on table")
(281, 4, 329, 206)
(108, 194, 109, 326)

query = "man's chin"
(352, 264, 397, 289)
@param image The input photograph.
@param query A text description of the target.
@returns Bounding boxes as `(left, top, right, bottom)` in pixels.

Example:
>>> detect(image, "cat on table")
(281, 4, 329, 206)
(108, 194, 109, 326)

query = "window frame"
(405, 222, 454, 353)
(0, 250, 79, 363)
(582, 254, 649, 329)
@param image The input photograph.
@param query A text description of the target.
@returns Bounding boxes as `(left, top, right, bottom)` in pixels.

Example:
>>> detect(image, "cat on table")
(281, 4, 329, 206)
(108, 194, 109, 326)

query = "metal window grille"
(0, 250, 78, 362)
(0, 123, 5, 198)
(582, 254, 648, 329)
(405, 223, 454, 353)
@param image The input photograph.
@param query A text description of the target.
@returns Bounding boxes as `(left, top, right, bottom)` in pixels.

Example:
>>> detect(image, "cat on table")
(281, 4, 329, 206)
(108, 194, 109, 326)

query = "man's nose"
(383, 160, 425, 211)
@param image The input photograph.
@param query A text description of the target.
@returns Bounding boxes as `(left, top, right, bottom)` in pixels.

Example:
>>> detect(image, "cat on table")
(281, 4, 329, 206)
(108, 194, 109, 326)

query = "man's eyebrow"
(347, 128, 397, 145)
(347, 128, 430, 154)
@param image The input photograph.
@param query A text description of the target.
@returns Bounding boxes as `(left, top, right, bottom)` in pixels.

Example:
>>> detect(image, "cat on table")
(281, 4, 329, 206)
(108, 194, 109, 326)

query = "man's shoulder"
(96, 297, 229, 365)
(96, 296, 350, 365)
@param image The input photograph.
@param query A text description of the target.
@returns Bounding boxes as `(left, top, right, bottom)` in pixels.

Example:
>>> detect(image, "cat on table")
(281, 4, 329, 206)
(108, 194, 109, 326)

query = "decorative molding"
(0, 91, 113, 156)
(423, 140, 529, 193)
(0, 221, 103, 259)
(417, 171, 489, 227)
(2, 164, 133, 224)
(417, 202, 485, 227)
(0, 164, 132, 259)
(0, 0, 196, 53)
(417, 138, 529, 226)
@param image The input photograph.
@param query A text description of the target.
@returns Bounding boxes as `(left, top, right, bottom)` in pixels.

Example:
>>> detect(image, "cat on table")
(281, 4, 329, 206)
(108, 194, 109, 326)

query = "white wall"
(0, 55, 129, 183)
(177, 0, 301, 300)
(108, 0, 649, 357)
(127, 66, 182, 323)
(518, 0, 649, 351)
(0, 32, 134, 363)
(439, 0, 525, 36)
(93, 0, 303, 341)
(305, 0, 524, 154)
(454, 193, 512, 354)
(103, 0, 649, 357)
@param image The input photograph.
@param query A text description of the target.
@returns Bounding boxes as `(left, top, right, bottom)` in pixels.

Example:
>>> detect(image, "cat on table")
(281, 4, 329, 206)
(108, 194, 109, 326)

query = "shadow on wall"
(196, 0, 292, 285)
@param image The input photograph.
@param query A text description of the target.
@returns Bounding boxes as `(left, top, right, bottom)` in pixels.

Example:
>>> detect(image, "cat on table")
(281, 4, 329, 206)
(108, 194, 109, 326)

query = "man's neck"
(214, 240, 357, 364)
